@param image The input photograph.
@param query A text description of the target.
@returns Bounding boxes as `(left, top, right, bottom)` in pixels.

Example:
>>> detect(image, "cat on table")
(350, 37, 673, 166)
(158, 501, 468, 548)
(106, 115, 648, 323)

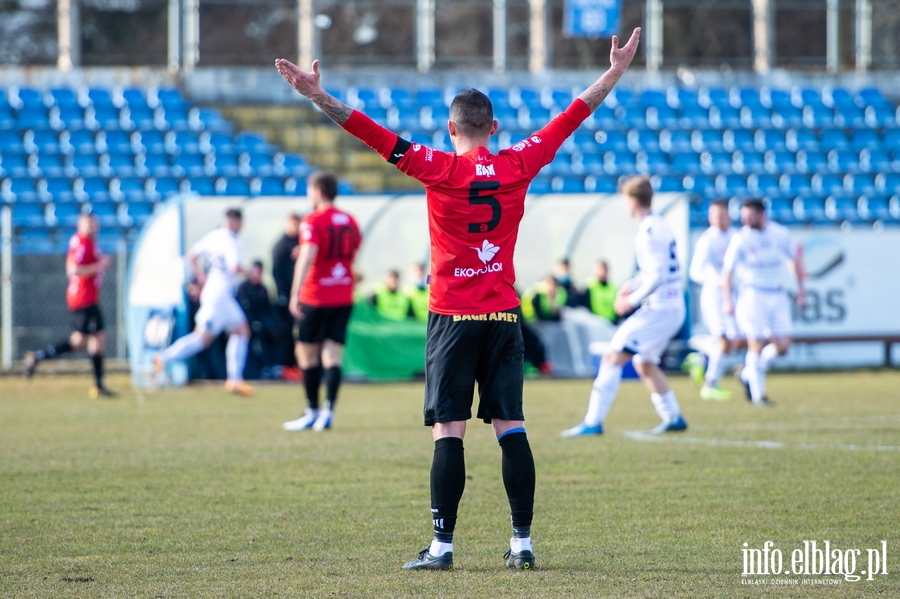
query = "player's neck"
(633, 207, 652, 221)
(452, 136, 490, 154)
(315, 201, 334, 212)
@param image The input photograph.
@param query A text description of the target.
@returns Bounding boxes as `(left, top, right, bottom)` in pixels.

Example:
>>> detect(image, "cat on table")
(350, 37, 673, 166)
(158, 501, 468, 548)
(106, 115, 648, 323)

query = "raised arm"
(275, 58, 353, 125)
(577, 27, 641, 111)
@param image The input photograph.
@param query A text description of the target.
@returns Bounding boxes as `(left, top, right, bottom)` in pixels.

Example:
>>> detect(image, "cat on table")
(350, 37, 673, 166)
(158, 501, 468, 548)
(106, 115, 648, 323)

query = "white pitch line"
(623, 431, 900, 452)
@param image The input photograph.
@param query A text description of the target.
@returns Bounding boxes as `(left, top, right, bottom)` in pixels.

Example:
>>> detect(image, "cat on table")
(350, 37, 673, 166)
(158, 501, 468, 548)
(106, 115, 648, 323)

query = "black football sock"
(302, 366, 322, 410)
(324, 366, 342, 410)
(499, 430, 535, 535)
(430, 437, 466, 544)
(91, 354, 104, 388)
(35, 340, 73, 361)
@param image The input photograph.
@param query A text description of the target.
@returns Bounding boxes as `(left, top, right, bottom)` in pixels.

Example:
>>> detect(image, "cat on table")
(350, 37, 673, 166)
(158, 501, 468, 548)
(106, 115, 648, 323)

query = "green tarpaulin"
(343, 300, 427, 380)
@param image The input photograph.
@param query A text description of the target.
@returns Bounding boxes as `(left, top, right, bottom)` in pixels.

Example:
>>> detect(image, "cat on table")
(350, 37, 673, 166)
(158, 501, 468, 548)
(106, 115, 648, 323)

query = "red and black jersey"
(66, 233, 102, 310)
(298, 205, 362, 307)
(343, 99, 592, 315)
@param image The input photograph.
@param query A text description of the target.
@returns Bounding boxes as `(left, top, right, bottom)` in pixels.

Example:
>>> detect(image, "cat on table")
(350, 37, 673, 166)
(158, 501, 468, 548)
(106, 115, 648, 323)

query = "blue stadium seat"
(671, 151, 703, 174)
(637, 150, 670, 174)
(136, 152, 172, 177)
(510, 87, 541, 110)
(828, 149, 860, 173)
(65, 152, 101, 177)
(545, 152, 574, 176)
(647, 105, 679, 129)
(172, 152, 206, 177)
(812, 173, 844, 196)
(740, 104, 771, 128)
(111, 176, 147, 202)
(796, 149, 827, 174)
(699, 87, 729, 108)
(849, 128, 881, 150)
(651, 174, 683, 193)
(835, 104, 866, 127)
(0, 153, 29, 178)
(29, 153, 66, 177)
(543, 87, 573, 110)
(95, 130, 133, 155)
(87, 106, 122, 130)
(240, 151, 275, 177)
(780, 173, 812, 195)
(85, 88, 116, 110)
(577, 153, 604, 176)
(251, 176, 286, 196)
(640, 89, 668, 107)
(430, 130, 452, 151)
(148, 176, 180, 201)
(716, 173, 749, 197)
(16, 107, 51, 129)
(189, 107, 232, 132)
(523, 105, 552, 129)
(844, 173, 876, 195)
(709, 105, 741, 128)
(88, 202, 120, 228)
(132, 130, 166, 154)
(181, 177, 215, 195)
(582, 105, 617, 131)
(858, 194, 891, 222)
(50, 202, 84, 227)
(723, 128, 755, 152)
(765, 150, 798, 174)
(11, 203, 46, 227)
(347, 86, 381, 110)
(10, 87, 43, 110)
(730, 87, 761, 107)
(201, 131, 236, 154)
(0, 130, 25, 153)
(748, 173, 780, 196)
(865, 104, 895, 127)
(235, 131, 275, 154)
(792, 87, 822, 107)
(415, 87, 444, 107)
(771, 104, 804, 128)
(390, 105, 423, 130)
(822, 86, 854, 108)
(337, 179, 354, 196)
(154, 87, 189, 109)
(15, 228, 56, 253)
(793, 195, 828, 224)
(669, 87, 699, 108)
(786, 128, 818, 152)
(765, 195, 797, 224)
(275, 153, 312, 178)
(607, 88, 633, 108)
(659, 129, 692, 152)
(422, 105, 449, 130)
(206, 151, 240, 177)
(528, 177, 552, 195)
(588, 175, 618, 194)
(755, 128, 787, 151)
(0, 102, 14, 128)
(24, 129, 61, 154)
(678, 104, 710, 128)
(615, 105, 646, 128)
(166, 130, 200, 154)
(121, 201, 154, 227)
(381, 87, 412, 109)
(825, 195, 864, 224)
(883, 129, 900, 150)
(701, 150, 733, 174)
(120, 87, 150, 110)
(733, 150, 765, 174)
(155, 106, 190, 130)
(590, 130, 627, 152)
(875, 172, 900, 195)
(48, 87, 79, 108)
(627, 129, 660, 152)
(38, 177, 76, 203)
(692, 129, 725, 152)
(61, 129, 98, 154)
(857, 87, 885, 106)
(552, 175, 586, 193)
(683, 174, 716, 197)
(75, 176, 111, 203)
(604, 151, 638, 175)
(100, 151, 136, 177)
(50, 106, 86, 130)
(803, 105, 834, 128)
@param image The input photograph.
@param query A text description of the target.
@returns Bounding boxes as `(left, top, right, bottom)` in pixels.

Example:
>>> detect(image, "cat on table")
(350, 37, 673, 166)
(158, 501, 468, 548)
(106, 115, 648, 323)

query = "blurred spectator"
(237, 260, 278, 379)
(554, 258, 584, 307)
(522, 275, 566, 322)
(272, 213, 302, 367)
(370, 269, 411, 321)
(185, 277, 227, 380)
(404, 262, 429, 322)
(521, 319, 553, 375)
(585, 260, 618, 323)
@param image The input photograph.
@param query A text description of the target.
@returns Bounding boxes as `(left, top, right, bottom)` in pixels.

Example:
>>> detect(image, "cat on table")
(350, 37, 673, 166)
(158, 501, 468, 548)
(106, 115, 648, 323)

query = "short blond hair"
(619, 176, 653, 208)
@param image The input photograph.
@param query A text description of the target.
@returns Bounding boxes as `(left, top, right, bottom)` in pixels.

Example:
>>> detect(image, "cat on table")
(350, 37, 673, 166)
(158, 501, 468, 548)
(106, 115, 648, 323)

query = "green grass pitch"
(1, 370, 898, 598)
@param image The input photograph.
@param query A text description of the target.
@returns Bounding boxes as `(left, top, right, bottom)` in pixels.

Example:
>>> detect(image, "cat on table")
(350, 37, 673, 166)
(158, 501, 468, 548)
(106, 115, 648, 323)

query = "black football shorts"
(71, 305, 105, 335)
(295, 303, 354, 345)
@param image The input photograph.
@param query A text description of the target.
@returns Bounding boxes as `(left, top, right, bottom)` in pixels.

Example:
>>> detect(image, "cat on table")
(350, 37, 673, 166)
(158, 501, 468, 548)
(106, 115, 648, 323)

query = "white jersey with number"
(190, 227, 243, 305)
(626, 213, 683, 309)
(722, 222, 796, 292)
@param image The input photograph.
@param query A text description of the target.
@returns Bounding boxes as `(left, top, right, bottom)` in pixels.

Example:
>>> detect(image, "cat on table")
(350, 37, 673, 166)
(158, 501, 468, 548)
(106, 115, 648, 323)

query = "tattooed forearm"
(577, 67, 625, 111)
(311, 91, 353, 125)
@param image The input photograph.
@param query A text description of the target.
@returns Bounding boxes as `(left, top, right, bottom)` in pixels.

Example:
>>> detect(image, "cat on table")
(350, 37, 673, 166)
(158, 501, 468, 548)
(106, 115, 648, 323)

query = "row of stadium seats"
(1, 175, 314, 203)
(2, 86, 188, 110)
(12, 201, 155, 229)
(0, 129, 276, 155)
(15, 226, 137, 254)
(693, 194, 900, 227)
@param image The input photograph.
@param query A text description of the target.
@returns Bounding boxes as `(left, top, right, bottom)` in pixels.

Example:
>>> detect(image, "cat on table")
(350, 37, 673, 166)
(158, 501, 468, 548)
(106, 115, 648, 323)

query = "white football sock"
(584, 363, 623, 426)
(744, 351, 765, 401)
(650, 390, 682, 423)
(704, 346, 725, 386)
(429, 539, 453, 556)
(510, 536, 533, 553)
(226, 334, 248, 381)
(759, 343, 779, 373)
(160, 332, 205, 363)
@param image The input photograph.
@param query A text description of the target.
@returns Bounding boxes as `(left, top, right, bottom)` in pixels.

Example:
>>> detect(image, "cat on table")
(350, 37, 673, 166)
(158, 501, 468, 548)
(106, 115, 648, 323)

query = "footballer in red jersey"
(24, 214, 116, 398)
(276, 26, 641, 571)
(283, 171, 362, 433)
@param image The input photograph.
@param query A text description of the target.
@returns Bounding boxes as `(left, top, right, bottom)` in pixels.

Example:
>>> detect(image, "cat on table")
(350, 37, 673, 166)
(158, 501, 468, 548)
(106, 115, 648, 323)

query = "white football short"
(700, 283, 741, 339)
(195, 294, 246, 335)
(610, 302, 685, 365)
(735, 287, 792, 340)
